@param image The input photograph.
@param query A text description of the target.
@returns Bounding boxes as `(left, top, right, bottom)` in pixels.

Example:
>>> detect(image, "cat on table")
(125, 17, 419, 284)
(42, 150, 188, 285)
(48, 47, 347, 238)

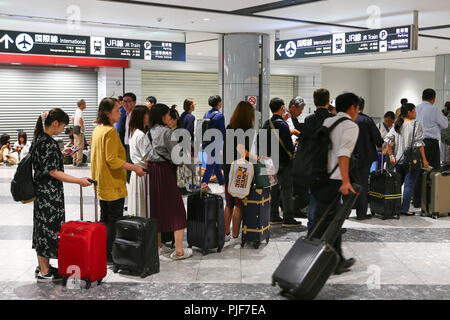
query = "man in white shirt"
(310, 92, 360, 275)
(73, 99, 87, 167)
(122, 92, 137, 182)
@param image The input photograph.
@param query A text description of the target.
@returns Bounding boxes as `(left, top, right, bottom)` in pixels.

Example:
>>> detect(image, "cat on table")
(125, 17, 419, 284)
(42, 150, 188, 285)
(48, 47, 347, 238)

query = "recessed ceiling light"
(202, 18, 211, 21)
(11, 62, 22, 65)
(68, 65, 78, 67)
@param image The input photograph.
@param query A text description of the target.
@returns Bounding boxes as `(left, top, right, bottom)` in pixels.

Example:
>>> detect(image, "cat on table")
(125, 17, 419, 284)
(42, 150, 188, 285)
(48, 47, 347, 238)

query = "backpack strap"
(326, 117, 352, 177)
(269, 119, 294, 160)
(204, 111, 219, 120)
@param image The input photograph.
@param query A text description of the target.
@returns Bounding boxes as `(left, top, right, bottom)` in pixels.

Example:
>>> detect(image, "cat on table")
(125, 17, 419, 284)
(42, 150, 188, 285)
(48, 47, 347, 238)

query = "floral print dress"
(32, 133, 65, 258)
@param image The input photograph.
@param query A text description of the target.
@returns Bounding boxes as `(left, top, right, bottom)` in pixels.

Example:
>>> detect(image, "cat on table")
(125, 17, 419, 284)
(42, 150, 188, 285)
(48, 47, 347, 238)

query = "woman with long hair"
(91, 98, 146, 263)
(385, 103, 429, 216)
(145, 103, 192, 260)
(32, 108, 92, 282)
(179, 98, 196, 140)
(223, 101, 257, 242)
(128, 105, 150, 217)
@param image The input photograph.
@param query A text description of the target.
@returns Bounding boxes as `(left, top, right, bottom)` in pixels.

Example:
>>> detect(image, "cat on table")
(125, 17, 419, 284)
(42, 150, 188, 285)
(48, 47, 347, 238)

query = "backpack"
(201, 111, 219, 145)
(293, 117, 350, 194)
(11, 144, 36, 204)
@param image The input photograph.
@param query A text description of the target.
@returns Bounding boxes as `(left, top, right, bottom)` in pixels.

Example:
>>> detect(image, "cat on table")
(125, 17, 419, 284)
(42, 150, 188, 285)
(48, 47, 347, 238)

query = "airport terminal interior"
(0, 0, 450, 301)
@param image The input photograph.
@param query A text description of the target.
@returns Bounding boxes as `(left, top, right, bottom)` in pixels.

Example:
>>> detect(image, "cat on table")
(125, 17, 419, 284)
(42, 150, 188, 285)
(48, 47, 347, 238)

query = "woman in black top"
(32, 109, 92, 282)
(223, 101, 258, 242)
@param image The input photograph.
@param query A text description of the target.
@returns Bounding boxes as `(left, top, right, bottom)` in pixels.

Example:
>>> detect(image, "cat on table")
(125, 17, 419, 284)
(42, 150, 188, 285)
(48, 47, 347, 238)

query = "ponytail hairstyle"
(96, 98, 117, 125)
(34, 108, 69, 142)
(394, 103, 415, 133)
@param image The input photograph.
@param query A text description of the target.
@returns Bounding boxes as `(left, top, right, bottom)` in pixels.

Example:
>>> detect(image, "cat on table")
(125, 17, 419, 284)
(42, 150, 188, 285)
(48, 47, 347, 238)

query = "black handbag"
(403, 122, 422, 172)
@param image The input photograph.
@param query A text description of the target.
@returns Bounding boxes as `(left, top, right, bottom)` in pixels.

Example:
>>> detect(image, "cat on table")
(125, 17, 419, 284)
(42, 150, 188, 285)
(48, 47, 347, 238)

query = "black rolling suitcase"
(368, 157, 401, 220)
(272, 184, 360, 300)
(112, 171, 159, 278)
(187, 174, 225, 255)
(241, 187, 271, 249)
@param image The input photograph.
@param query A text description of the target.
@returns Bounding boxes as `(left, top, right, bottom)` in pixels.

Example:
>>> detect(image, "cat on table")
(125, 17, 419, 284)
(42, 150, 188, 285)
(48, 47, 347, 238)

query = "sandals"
(401, 211, 416, 216)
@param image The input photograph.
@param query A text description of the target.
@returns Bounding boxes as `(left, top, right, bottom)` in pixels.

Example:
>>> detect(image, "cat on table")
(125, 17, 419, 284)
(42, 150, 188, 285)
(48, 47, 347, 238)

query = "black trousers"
(309, 180, 343, 259)
(100, 198, 125, 258)
(355, 164, 371, 218)
(424, 138, 441, 170)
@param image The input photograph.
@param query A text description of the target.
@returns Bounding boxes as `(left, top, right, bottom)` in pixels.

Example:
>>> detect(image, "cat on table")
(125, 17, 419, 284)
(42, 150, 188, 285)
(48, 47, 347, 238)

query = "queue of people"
(26, 87, 449, 282)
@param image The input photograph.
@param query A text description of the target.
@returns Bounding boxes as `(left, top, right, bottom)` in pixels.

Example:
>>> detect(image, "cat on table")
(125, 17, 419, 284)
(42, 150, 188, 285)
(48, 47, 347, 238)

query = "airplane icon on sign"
(286, 43, 296, 55)
(15, 33, 34, 52)
(18, 37, 31, 49)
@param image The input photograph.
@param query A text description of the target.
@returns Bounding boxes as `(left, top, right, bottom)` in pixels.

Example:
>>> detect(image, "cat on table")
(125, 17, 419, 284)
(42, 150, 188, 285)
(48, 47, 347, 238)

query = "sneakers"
(270, 216, 283, 225)
(225, 233, 231, 242)
(35, 265, 59, 278)
(170, 248, 193, 261)
(282, 218, 302, 228)
(37, 267, 62, 283)
(334, 257, 356, 275)
(159, 244, 174, 255)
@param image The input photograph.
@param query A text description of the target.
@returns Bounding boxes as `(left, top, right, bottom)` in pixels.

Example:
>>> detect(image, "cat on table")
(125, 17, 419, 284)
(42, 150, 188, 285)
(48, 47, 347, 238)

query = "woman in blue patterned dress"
(32, 108, 92, 282)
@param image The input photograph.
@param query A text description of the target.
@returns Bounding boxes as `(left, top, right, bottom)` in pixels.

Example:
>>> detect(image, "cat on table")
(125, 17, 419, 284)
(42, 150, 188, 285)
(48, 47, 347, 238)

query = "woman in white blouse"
(128, 105, 150, 217)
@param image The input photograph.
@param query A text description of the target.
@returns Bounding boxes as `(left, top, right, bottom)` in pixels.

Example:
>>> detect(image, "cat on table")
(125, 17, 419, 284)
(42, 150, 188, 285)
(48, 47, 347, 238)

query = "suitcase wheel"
(84, 279, 91, 289)
(202, 249, 208, 256)
(382, 216, 387, 220)
(240, 241, 245, 248)
(113, 266, 120, 274)
(97, 279, 102, 286)
(217, 246, 223, 253)
(62, 276, 68, 287)
(253, 242, 260, 249)
(266, 238, 270, 244)
(140, 273, 148, 279)
(432, 213, 439, 219)
(188, 244, 192, 249)
(395, 215, 400, 220)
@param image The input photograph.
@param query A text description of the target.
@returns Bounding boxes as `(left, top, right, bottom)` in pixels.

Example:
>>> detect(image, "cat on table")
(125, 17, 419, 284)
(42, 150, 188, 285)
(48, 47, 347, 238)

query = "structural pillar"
(435, 55, 450, 108)
(219, 33, 270, 128)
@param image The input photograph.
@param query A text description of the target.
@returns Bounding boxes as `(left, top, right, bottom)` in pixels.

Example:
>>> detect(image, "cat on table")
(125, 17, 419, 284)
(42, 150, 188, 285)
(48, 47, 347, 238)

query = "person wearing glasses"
(116, 92, 137, 183)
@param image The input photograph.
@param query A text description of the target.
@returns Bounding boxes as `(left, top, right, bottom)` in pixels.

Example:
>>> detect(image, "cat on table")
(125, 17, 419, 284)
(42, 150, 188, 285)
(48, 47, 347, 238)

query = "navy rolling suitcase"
(112, 171, 159, 278)
(368, 157, 401, 220)
(272, 184, 360, 300)
(241, 187, 271, 249)
(187, 191, 225, 255)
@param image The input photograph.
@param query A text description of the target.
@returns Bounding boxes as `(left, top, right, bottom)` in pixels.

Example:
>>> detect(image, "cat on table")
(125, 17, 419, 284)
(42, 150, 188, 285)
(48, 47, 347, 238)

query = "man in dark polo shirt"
(263, 98, 301, 227)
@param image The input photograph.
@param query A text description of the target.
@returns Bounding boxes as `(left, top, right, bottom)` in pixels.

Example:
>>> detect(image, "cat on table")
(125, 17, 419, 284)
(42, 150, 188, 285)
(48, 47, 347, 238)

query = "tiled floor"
(1, 165, 450, 300)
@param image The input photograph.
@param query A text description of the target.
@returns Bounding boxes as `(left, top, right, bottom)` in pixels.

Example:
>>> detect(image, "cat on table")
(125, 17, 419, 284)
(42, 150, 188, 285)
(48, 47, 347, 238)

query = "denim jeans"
(396, 164, 420, 213)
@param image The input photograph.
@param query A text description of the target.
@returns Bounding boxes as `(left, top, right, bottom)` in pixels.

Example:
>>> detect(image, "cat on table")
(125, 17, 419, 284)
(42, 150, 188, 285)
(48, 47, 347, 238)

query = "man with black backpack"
(301, 89, 335, 228)
(201, 95, 226, 192)
(310, 92, 359, 275)
(264, 98, 301, 227)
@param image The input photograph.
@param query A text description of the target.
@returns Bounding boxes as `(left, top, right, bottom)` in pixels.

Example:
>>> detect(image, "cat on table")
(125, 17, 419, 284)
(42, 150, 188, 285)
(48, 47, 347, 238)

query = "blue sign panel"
(0, 30, 186, 61)
(275, 25, 413, 60)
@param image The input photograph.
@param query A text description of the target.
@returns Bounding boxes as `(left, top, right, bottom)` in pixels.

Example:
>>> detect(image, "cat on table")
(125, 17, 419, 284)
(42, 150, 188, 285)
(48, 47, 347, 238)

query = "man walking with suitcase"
(309, 92, 360, 275)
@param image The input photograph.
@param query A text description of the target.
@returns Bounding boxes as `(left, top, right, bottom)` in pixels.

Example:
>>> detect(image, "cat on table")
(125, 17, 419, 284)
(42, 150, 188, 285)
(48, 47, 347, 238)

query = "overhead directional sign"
(275, 25, 416, 60)
(0, 30, 186, 61)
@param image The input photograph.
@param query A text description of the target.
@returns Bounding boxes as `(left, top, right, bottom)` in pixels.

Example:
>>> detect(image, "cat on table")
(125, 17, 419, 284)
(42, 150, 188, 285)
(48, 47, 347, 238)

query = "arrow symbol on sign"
(276, 43, 285, 56)
(0, 34, 14, 49)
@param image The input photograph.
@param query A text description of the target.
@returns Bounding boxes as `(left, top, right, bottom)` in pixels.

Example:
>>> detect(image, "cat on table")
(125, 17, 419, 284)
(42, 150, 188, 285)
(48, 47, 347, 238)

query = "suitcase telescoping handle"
(80, 179, 98, 222)
(143, 168, 149, 219)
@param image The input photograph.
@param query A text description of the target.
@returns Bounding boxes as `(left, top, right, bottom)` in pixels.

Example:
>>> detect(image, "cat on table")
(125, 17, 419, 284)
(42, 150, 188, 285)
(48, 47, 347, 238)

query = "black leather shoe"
(295, 209, 308, 219)
(356, 215, 372, 221)
(334, 258, 356, 275)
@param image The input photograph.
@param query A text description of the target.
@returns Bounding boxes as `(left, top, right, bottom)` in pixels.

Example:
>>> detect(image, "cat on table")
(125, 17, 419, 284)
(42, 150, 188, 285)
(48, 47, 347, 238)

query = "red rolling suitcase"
(58, 180, 107, 289)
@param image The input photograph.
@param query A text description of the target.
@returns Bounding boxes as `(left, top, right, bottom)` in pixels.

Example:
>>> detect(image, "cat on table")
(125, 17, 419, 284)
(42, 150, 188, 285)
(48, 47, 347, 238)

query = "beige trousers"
(73, 133, 84, 165)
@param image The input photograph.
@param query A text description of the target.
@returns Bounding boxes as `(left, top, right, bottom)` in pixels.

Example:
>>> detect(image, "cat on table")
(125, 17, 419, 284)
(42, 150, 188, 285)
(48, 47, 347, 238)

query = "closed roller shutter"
(270, 75, 296, 106)
(142, 70, 219, 120)
(0, 65, 98, 144)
